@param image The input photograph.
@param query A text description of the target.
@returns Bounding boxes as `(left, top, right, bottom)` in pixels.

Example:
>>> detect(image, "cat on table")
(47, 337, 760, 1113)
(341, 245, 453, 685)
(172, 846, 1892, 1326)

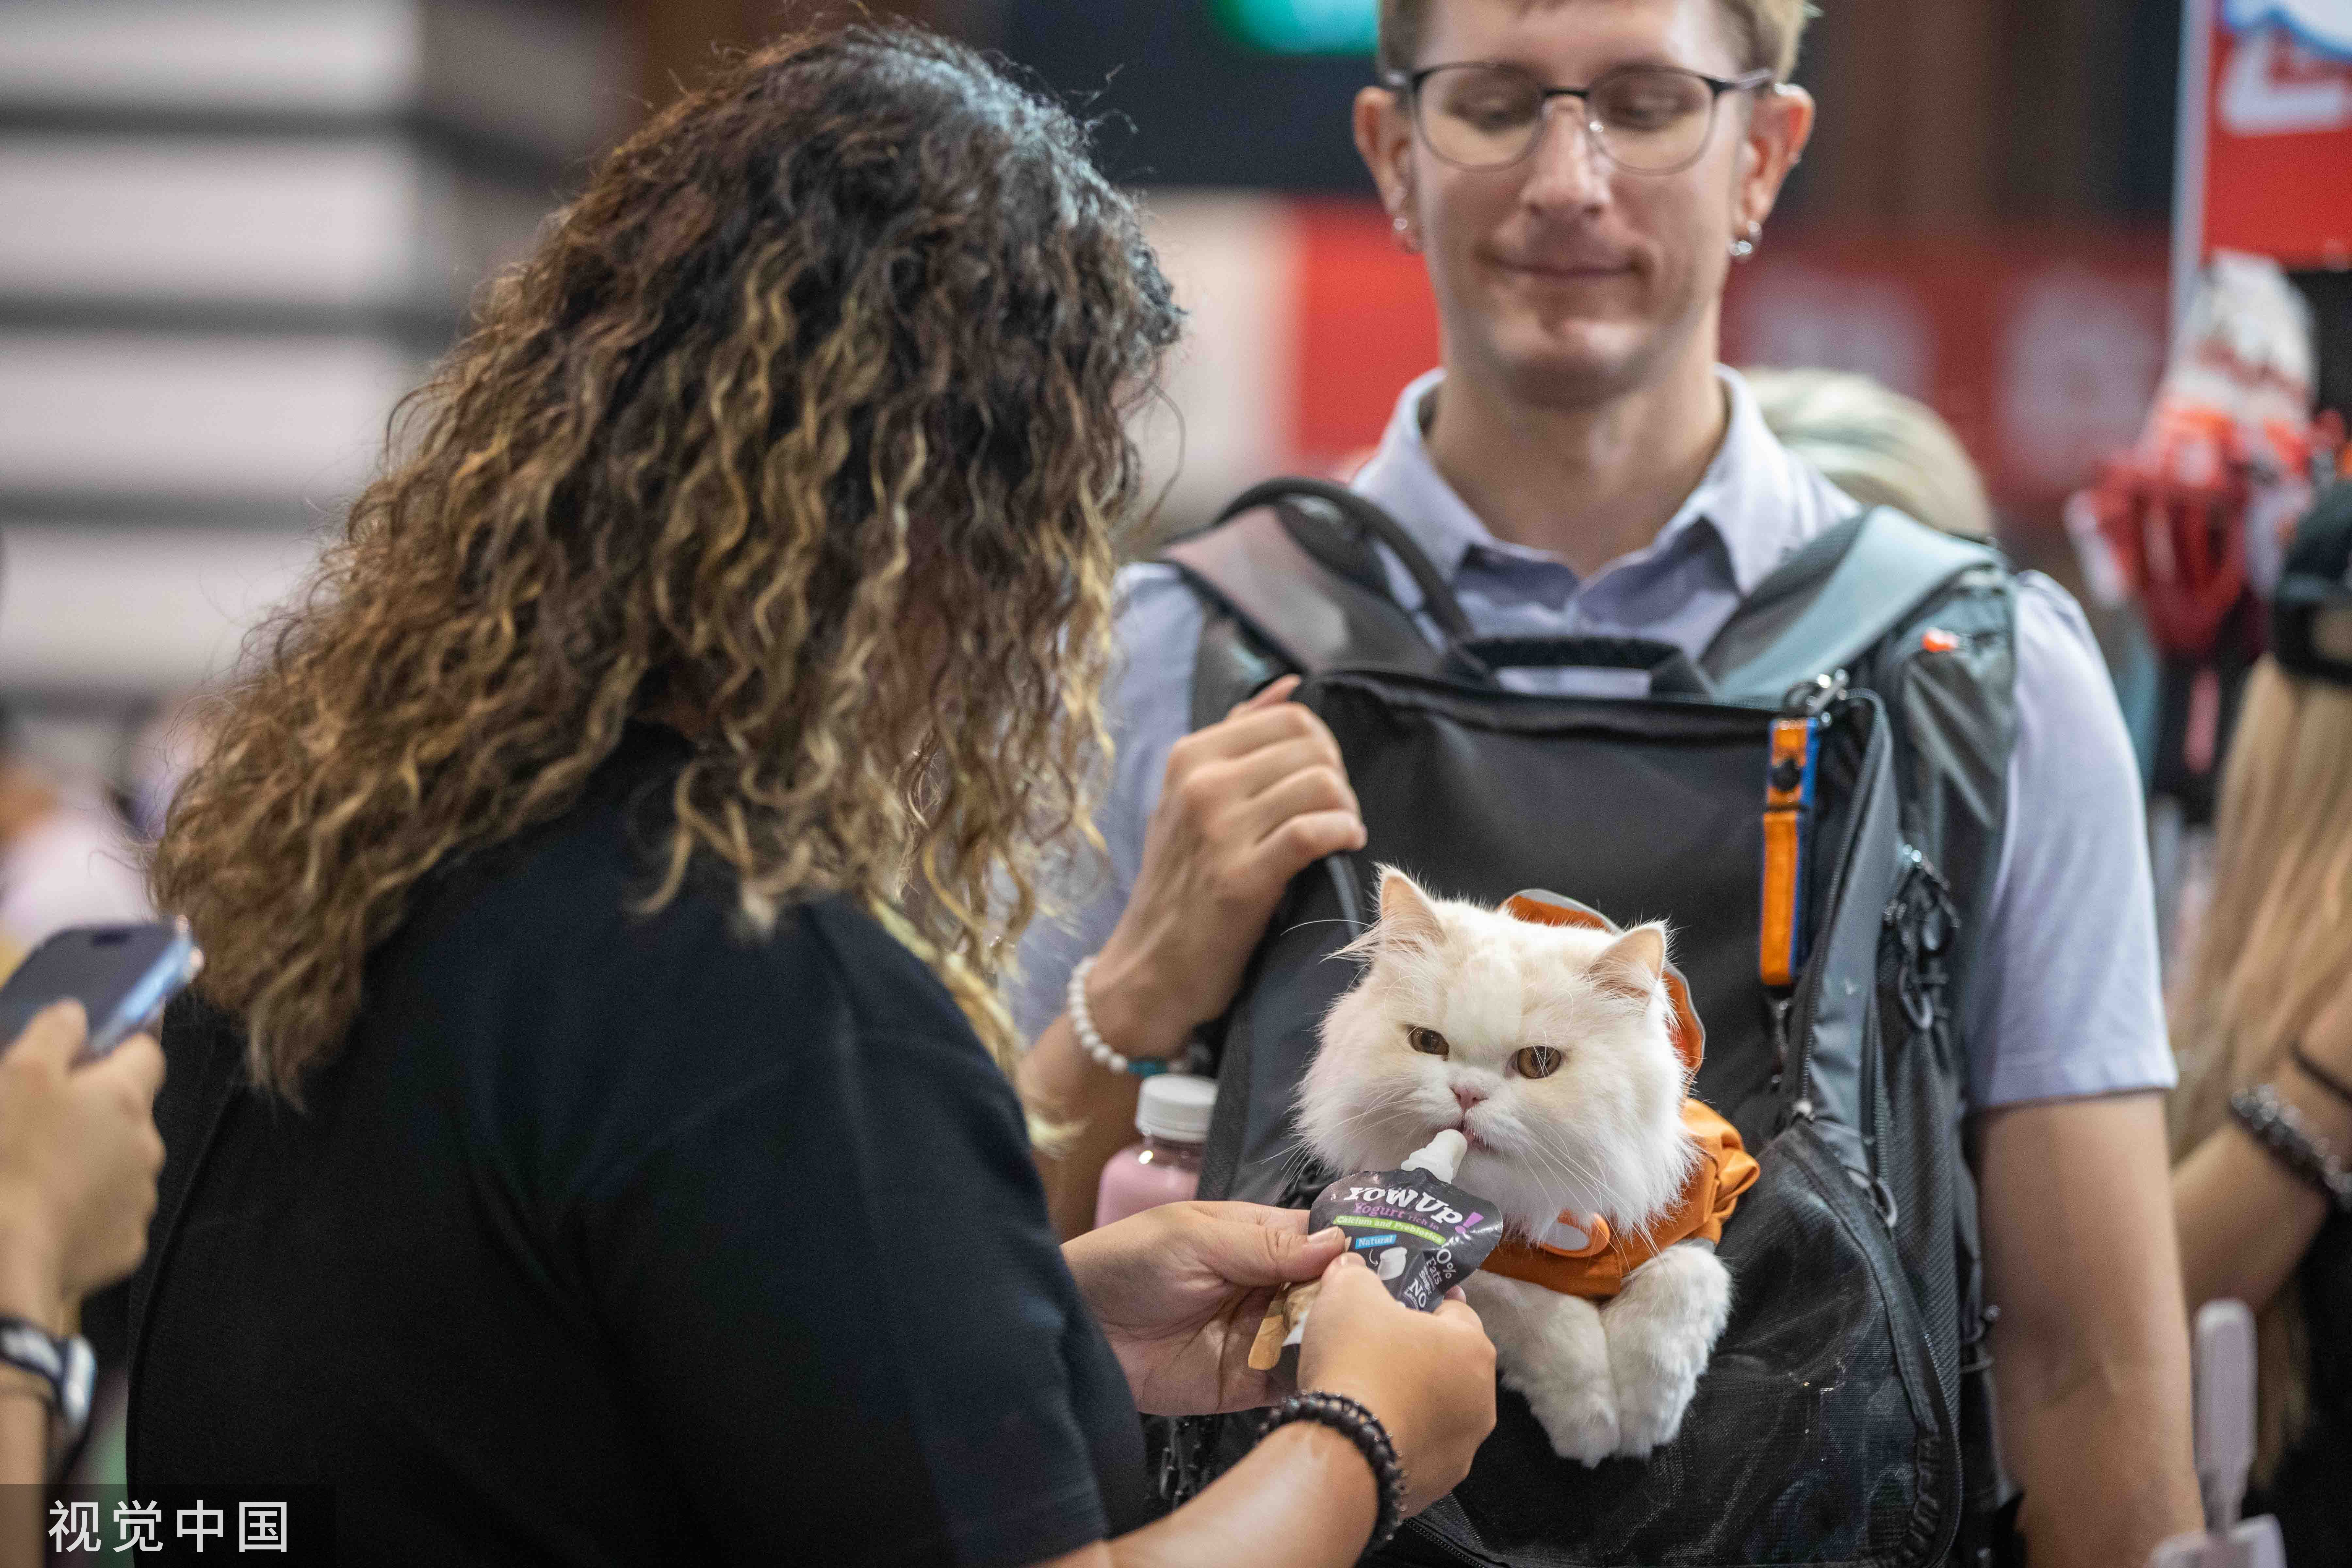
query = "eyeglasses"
(1388, 61, 1776, 176)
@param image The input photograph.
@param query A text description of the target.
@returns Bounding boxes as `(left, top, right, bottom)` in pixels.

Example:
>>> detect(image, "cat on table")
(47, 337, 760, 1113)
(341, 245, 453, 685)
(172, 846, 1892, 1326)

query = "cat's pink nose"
(1453, 1085, 1487, 1117)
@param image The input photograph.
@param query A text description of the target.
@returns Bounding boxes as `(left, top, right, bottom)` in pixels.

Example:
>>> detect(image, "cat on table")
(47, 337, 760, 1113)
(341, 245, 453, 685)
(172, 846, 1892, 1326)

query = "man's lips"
(1494, 257, 1635, 281)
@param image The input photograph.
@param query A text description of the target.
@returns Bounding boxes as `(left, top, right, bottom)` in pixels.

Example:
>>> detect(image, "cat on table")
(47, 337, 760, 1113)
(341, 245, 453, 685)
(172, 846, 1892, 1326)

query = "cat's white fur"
(1296, 868, 1734, 1465)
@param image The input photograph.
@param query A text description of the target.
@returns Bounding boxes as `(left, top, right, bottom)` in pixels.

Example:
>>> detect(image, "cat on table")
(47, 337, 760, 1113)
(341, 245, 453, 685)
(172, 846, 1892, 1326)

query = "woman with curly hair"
(126, 27, 1491, 1567)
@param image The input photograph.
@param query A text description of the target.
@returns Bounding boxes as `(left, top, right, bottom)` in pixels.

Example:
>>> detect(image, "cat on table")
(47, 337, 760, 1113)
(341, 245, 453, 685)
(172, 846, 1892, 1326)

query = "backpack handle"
(1217, 477, 1478, 643)
(1441, 635, 1714, 698)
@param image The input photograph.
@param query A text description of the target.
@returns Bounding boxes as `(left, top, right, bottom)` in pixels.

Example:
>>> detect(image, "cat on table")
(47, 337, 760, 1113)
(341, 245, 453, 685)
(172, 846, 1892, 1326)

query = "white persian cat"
(1296, 868, 1733, 1465)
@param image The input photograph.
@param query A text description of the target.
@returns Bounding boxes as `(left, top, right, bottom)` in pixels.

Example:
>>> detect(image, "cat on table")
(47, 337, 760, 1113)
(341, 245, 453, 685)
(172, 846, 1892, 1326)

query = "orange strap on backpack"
(1759, 715, 1818, 990)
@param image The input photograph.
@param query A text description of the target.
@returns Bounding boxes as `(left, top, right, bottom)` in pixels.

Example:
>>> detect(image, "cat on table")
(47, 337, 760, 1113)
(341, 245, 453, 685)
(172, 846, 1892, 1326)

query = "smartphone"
(0, 921, 204, 1063)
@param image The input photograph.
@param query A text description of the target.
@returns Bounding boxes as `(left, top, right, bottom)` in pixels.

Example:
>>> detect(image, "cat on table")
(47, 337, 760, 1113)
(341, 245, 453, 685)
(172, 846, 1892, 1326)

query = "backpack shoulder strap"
(1158, 479, 1462, 690)
(1703, 508, 2002, 703)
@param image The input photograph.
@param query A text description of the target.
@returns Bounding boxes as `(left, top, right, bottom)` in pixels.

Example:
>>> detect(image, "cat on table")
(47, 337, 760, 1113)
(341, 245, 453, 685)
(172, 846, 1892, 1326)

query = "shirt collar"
(1348, 364, 1813, 603)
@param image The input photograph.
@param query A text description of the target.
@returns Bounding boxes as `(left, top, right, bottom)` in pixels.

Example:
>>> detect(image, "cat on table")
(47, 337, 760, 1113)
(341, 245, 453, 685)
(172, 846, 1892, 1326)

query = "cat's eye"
(1406, 1025, 1449, 1058)
(1513, 1046, 1563, 1079)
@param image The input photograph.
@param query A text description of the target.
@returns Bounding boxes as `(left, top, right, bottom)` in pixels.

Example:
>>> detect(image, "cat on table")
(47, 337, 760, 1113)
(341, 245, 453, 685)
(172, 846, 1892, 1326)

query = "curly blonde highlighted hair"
(152, 26, 1180, 1099)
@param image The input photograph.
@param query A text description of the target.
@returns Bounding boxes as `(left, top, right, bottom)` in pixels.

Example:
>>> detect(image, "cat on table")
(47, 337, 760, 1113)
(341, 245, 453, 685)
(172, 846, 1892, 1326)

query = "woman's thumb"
(5, 1001, 88, 1072)
(1227, 1221, 1348, 1285)
(1280, 1226, 1349, 1279)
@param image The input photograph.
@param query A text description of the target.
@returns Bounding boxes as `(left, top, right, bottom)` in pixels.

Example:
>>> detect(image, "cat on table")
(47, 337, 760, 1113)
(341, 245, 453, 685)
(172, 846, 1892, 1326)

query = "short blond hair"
(1376, 0, 1812, 79)
(1743, 368, 1994, 541)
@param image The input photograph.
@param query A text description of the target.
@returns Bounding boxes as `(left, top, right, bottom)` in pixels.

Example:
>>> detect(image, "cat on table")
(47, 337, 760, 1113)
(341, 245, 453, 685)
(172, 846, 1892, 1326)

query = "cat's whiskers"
(1315, 1095, 1420, 1141)
(1517, 1133, 1646, 1227)
(1519, 1138, 1609, 1212)
(1295, 1093, 1435, 1172)
(1284, 916, 1375, 942)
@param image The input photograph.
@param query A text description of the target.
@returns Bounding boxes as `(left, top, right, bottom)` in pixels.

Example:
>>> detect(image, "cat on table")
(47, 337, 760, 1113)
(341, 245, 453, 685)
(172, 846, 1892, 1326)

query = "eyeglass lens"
(1415, 65, 1724, 173)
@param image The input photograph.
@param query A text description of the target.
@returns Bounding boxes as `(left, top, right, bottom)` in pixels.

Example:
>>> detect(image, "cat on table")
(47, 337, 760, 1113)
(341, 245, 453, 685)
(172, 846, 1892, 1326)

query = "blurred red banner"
(2181, 0, 2352, 274)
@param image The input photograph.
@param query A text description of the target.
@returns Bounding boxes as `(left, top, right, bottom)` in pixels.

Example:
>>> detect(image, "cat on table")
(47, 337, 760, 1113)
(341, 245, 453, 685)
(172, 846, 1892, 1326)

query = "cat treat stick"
(1248, 1129, 1503, 1372)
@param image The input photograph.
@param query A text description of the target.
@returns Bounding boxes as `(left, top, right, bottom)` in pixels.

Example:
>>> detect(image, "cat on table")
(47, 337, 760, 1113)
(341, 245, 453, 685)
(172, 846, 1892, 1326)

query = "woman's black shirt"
(127, 724, 1148, 1566)
(2255, 1208, 2352, 1562)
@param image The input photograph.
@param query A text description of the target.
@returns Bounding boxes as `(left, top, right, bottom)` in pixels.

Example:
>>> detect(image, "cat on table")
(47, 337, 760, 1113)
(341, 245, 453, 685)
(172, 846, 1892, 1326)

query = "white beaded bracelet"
(1068, 955, 1172, 1078)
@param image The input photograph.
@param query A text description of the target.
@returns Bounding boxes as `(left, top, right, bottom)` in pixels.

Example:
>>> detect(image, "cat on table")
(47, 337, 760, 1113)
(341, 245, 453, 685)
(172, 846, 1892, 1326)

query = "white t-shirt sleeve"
(1006, 564, 1203, 1048)
(1963, 572, 2175, 1110)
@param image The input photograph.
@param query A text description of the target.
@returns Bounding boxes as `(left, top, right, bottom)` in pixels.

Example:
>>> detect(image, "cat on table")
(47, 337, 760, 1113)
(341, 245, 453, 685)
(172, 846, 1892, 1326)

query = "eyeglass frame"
(1382, 61, 1779, 176)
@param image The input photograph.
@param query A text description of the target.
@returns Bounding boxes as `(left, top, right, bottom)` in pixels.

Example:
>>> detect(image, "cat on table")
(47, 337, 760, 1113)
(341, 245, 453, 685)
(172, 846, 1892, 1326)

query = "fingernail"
(1312, 1227, 1345, 1246)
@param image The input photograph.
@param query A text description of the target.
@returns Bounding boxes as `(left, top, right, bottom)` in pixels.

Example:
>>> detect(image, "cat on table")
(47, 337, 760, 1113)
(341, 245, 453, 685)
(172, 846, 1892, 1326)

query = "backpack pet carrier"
(1153, 479, 2021, 1566)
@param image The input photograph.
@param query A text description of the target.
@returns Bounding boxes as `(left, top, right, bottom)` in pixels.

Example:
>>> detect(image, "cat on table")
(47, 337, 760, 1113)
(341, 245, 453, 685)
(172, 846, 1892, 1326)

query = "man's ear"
(1354, 84, 1416, 220)
(1735, 82, 1814, 233)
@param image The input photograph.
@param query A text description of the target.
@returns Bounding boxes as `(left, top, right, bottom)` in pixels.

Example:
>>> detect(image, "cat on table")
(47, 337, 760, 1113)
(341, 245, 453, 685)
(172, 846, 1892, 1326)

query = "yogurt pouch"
(1248, 1131, 1503, 1369)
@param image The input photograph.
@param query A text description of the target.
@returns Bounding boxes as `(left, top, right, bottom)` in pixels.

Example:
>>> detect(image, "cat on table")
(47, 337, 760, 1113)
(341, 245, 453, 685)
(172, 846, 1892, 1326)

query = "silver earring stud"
(1729, 220, 1762, 260)
(1392, 213, 1411, 235)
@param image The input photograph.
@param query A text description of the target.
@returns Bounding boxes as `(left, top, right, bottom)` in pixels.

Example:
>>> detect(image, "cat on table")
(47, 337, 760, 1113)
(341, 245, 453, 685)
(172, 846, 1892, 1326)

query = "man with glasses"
(1015, 1, 2202, 1558)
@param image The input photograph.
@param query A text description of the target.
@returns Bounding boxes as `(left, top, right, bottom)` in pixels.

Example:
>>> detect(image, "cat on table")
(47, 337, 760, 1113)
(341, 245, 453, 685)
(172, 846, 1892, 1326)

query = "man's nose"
(1520, 106, 1610, 211)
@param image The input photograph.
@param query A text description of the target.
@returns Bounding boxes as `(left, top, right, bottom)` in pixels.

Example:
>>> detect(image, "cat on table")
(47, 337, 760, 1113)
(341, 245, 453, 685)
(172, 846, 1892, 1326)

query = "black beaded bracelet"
(1259, 1390, 1407, 1556)
(2231, 1084, 2352, 1212)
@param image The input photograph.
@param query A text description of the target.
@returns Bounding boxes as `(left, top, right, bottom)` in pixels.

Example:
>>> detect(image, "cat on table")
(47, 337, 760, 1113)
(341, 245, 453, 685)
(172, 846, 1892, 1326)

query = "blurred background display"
(0, 0, 625, 802)
(0, 0, 2347, 842)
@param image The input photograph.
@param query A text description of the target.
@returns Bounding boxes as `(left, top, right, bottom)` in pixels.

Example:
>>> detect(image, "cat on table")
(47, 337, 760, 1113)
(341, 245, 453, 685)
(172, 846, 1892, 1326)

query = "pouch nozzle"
(1399, 1129, 1468, 1184)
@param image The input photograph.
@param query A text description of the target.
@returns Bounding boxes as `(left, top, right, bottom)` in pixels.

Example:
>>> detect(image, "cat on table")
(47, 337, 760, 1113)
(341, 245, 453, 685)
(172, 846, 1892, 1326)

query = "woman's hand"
(1085, 678, 1364, 1064)
(1064, 1201, 1347, 1415)
(0, 1003, 167, 1333)
(1041, 1238, 1497, 1568)
(1299, 1253, 1495, 1516)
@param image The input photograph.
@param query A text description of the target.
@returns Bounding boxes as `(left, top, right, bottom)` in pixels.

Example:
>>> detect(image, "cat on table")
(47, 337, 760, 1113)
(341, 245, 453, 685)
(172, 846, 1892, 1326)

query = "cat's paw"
(1472, 1279, 1623, 1468)
(1607, 1341, 1700, 1456)
(1601, 1242, 1733, 1458)
(1513, 1370, 1621, 1466)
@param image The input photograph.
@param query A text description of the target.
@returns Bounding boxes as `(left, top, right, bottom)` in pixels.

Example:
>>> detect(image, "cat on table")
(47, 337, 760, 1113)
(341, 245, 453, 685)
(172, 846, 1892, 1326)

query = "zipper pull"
(1779, 667, 1850, 721)
(1886, 845, 1957, 1036)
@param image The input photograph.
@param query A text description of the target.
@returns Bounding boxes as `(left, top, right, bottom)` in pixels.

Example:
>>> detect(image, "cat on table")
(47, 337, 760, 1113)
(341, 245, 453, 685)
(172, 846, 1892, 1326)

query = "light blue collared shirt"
(1013, 367, 2173, 1112)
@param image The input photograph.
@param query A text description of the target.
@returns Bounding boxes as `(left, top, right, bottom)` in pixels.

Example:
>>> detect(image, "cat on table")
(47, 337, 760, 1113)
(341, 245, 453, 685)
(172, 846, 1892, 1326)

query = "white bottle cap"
(1135, 1073, 1217, 1144)
(2194, 1298, 2257, 1529)
(1399, 1129, 1468, 1184)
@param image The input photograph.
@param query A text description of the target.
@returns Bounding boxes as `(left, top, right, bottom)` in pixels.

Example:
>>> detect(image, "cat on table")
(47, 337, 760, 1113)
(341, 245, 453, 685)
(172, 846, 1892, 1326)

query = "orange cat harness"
(1478, 891, 1761, 1301)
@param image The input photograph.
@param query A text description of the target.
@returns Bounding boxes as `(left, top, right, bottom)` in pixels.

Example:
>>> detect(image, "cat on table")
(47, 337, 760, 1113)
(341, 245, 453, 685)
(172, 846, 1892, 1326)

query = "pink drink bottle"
(1093, 1074, 1216, 1230)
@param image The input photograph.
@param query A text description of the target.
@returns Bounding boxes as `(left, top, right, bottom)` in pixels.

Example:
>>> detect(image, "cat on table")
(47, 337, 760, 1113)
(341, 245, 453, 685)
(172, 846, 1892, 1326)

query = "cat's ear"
(1591, 923, 1667, 1000)
(1370, 866, 1445, 953)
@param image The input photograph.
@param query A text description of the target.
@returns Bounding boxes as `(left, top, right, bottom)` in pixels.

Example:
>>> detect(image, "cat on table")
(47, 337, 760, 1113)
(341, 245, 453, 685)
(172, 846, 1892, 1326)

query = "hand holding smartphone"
(0, 922, 203, 1065)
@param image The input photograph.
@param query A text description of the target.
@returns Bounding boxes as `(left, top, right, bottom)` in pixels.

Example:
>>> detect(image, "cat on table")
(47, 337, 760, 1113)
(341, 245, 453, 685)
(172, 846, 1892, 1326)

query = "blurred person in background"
(0, 712, 151, 976)
(2170, 482, 2352, 1563)
(0, 1002, 165, 1560)
(129, 28, 1492, 1568)
(1743, 366, 1993, 540)
(1012, 0, 2200, 1556)
(118, 696, 215, 846)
